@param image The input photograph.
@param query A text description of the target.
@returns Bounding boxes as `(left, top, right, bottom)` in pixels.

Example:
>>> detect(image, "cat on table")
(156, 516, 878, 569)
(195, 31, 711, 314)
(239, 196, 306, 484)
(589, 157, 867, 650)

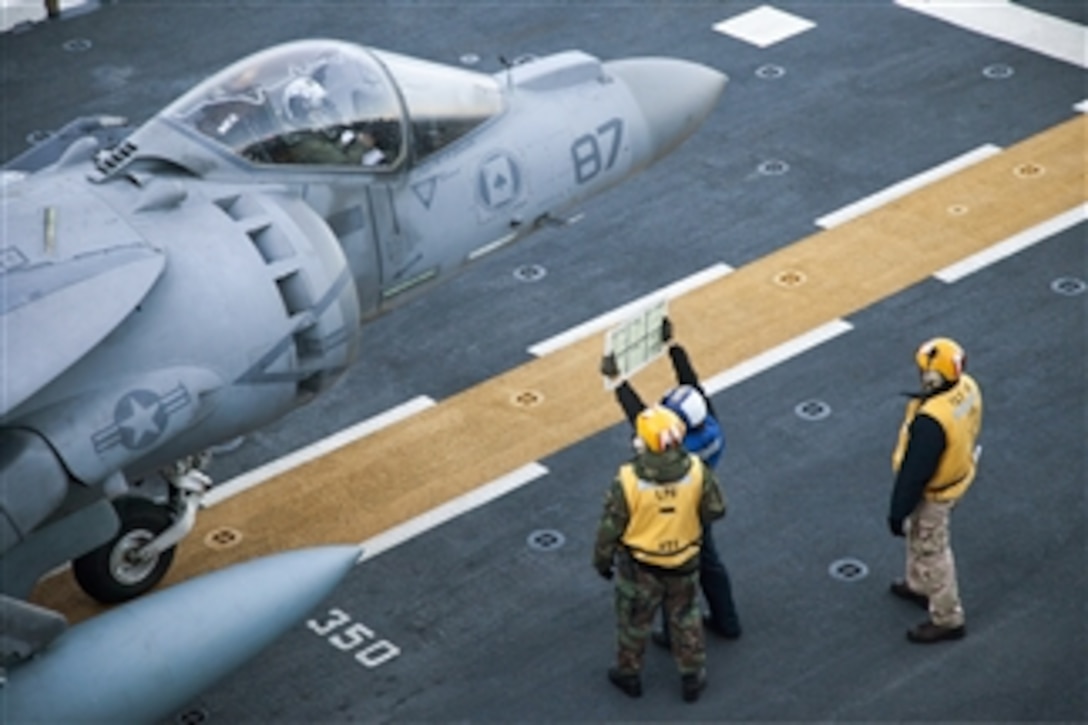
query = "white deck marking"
(357, 322, 856, 559)
(702, 319, 855, 395)
(712, 5, 816, 48)
(896, 0, 1088, 69)
(527, 264, 733, 357)
(358, 463, 549, 561)
(935, 203, 1088, 283)
(202, 396, 436, 507)
(355, 324, 850, 560)
(815, 145, 1002, 229)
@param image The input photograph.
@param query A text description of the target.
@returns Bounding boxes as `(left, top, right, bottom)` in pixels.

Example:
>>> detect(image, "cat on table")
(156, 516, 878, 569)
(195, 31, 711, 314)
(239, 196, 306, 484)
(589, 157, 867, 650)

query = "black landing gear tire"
(72, 495, 177, 604)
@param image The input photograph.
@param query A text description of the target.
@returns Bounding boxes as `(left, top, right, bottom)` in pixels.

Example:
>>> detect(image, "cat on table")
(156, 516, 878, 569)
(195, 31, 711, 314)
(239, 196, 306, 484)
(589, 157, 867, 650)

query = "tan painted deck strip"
(34, 115, 1087, 623)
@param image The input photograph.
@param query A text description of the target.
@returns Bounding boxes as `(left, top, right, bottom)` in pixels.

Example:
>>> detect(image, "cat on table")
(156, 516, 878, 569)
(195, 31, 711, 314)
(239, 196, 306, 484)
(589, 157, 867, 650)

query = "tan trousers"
(906, 499, 965, 627)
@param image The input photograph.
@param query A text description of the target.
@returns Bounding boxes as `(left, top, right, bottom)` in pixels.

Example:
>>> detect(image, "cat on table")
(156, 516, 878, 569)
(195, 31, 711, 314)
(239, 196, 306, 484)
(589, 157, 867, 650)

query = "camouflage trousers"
(613, 551, 705, 676)
(906, 499, 965, 627)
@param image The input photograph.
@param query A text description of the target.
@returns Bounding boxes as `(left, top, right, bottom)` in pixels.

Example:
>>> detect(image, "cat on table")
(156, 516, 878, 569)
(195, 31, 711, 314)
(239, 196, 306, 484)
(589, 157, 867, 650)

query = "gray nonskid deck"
(3, 2, 1083, 722)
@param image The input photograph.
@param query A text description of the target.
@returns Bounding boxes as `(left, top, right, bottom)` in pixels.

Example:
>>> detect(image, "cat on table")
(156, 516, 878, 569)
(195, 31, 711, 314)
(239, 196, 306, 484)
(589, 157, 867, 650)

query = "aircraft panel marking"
(411, 177, 438, 209)
(571, 118, 624, 184)
(0, 246, 28, 272)
(476, 151, 521, 209)
(92, 385, 191, 452)
(467, 231, 518, 261)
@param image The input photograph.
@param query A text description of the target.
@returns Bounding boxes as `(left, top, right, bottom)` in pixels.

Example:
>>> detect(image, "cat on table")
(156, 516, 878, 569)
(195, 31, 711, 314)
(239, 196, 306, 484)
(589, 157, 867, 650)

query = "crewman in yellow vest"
(888, 337, 983, 643)
(593, 406, 726, 702)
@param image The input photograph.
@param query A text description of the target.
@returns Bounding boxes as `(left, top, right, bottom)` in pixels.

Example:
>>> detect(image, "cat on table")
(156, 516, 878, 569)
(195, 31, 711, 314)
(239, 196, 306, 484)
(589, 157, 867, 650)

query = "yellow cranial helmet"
(635, 405, 686, 453)
(915, 337, 966, 386)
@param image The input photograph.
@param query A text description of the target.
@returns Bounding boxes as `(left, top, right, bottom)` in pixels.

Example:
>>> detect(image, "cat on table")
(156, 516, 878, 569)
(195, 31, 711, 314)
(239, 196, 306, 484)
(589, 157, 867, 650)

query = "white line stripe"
(1075, 99, 1088, 114)
(358, 462, 549, 561)
(935, 203, 1088, 283)
(896, 0, 1088, 69)
(202, 396, 436, 507)
(357, 321, 853, 560)
(703, 319, 855, 394)
(815, 145, 1002, 229)
(527, 263, 734, 357)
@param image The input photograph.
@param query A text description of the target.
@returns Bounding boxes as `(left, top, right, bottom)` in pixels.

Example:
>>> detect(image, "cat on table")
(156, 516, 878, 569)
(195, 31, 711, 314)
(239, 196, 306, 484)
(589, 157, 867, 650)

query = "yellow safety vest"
(892, 373, 983, 502)
(618, 455, 704, 568)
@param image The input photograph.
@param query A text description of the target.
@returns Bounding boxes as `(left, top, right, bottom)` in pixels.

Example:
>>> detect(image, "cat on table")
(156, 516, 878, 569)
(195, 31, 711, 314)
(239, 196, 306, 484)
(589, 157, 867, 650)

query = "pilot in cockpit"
(278, 75, 388, 167)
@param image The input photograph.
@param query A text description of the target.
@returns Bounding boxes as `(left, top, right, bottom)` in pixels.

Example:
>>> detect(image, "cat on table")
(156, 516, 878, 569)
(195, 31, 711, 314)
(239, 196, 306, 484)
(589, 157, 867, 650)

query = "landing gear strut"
(72, 455, 211, 604)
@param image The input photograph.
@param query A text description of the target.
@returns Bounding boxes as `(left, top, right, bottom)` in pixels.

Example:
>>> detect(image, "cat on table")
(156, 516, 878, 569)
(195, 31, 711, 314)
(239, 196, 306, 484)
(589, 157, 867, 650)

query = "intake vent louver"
(93, 140, 138, 176)
(212, 191, 327, 401)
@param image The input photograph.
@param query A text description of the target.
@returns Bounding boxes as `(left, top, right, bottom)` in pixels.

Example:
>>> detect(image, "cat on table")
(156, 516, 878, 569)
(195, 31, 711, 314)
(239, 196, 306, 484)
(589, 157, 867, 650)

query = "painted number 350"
(307, 607, 401, 668)
(571, 118, 624, 184)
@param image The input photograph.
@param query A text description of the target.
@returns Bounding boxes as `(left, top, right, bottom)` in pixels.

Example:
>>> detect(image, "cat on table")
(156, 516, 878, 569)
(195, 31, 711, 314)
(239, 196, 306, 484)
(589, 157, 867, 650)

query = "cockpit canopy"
(164, 39, 504, 171)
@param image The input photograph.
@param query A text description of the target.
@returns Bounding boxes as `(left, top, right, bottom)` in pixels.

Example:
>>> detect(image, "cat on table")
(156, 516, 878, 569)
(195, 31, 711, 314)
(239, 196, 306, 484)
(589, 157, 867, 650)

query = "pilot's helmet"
(915, 337, 966, 390)
(661, 384, 708, 428)
(283, 76, 331, 126)
(635, 405, 686, 454)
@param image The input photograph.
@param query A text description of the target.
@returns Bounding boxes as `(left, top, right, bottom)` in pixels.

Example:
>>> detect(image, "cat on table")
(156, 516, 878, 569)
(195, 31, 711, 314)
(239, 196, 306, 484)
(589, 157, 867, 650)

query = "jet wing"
(1, 176, 165, 419)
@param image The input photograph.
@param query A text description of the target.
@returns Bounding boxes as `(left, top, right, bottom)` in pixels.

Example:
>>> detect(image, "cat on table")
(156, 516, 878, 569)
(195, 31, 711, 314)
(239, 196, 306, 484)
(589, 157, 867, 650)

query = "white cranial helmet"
(661, 384, 707, 428)
(283, 76, 329, 123)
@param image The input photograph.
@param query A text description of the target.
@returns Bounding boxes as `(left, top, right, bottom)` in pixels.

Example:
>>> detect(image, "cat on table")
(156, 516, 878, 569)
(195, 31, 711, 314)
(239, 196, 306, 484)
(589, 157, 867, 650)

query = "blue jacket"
(683, 414, 724, 468)
(614, 343, 726, 468)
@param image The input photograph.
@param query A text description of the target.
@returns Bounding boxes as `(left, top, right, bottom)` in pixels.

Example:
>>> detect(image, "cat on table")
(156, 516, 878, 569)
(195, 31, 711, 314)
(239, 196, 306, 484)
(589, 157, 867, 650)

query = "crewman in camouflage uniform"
(594, 405, 726, 702)
(601, 316, 741, 644)
(887, 337, 983, 643)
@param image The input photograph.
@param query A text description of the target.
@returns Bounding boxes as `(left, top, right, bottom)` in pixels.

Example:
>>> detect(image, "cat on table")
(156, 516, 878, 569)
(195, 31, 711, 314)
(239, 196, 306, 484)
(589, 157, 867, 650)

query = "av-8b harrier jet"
(0, 37, 725, 699)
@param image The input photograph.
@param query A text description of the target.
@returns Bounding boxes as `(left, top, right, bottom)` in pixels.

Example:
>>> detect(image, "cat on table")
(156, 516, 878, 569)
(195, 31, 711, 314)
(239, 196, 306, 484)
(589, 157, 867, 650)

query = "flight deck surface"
(5, 1, 1085, 721)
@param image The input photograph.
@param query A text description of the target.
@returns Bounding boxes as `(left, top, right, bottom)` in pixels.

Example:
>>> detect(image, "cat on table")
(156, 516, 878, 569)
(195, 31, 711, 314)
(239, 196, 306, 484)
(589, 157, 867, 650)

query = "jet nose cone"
(605, 57, 727, 167)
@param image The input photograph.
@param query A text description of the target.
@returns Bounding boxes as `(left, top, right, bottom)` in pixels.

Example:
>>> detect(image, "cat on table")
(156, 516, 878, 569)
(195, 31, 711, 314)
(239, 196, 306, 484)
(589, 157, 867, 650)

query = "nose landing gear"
(72, 455, 212, 604)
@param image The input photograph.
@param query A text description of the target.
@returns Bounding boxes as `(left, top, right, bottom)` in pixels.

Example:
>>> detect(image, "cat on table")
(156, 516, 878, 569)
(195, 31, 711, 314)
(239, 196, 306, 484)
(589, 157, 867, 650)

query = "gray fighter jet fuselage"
(0, 39, 725, 661)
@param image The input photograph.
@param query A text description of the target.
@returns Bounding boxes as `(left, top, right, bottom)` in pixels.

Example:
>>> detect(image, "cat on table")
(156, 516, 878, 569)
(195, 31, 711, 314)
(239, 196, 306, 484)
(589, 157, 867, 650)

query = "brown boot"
(907, 621, 966, 643)
(890, 580, 929, 610)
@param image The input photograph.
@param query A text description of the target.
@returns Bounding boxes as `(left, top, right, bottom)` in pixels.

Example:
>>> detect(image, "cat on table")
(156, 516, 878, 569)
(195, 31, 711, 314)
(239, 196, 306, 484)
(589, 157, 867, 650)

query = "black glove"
(888, 516, 905, 537)
(595, 562, 614, 581)
(600, 353, 619, 378)
(660, 316, 673, 344)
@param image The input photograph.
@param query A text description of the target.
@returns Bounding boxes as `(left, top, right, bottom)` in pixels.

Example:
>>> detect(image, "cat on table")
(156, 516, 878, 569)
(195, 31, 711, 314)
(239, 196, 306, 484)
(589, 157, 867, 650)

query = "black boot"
(704, 615, 741, 640)
(907, 621, 966, 643)
(890, 580, 929, 610)
(608, 668, 642, 698)
(681, 670, 707, 702)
